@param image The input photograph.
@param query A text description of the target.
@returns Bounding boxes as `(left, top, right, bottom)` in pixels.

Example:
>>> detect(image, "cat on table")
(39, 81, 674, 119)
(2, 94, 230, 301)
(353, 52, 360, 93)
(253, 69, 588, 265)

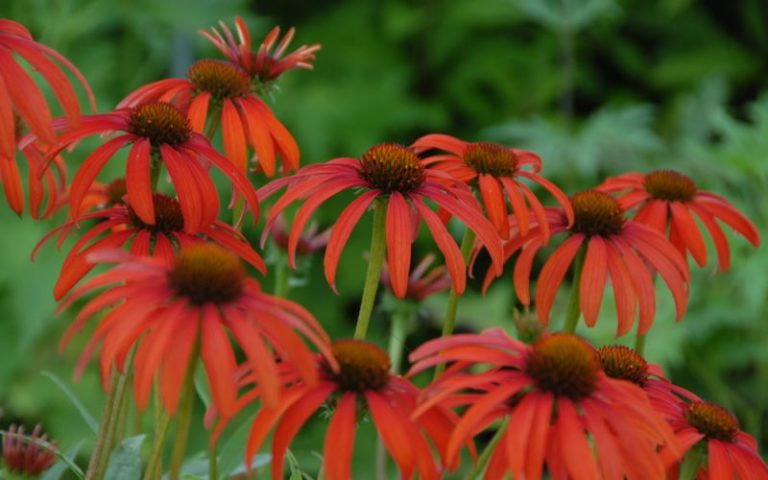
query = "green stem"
(353, 199, 388, 340)
(204, 106, 222, 140)
(169, 345, 201, 480)
(463, 417, 509, 480)
(433, 229, 475, 378)
(273, 256, 290, 298)
(634, 333, 647, 356)
(388, 308, 411, 374)
(563, 247, 586, 333)
(143, 388, 171, 480)
(208, 439, 218, 480)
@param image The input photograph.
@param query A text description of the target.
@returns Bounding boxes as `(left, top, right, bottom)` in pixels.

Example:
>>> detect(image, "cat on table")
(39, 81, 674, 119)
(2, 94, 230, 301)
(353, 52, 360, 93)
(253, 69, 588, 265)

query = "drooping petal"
(412, 197, 466, 294)
(323, 392, 357, 480)
(125, 138, 154, 224)
(579, 236, 608, 328)
(69, 135, 131, 219)
(670, 202, 707, 267)
(386, 192, 412, 298)
(221, 98, 248, 171)
(201, 307, 238, 416)
(535, 234, 584, 325)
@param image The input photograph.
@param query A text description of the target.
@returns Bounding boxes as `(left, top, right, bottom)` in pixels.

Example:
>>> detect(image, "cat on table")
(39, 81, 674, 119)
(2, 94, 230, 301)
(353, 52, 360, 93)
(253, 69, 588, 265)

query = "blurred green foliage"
(0, 0, 767, 477)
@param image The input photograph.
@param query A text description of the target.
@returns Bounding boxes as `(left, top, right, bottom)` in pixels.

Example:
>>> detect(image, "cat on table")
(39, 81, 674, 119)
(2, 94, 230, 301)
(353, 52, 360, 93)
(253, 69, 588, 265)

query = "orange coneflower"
(46, 102, 260, 231)
(409, 329, 680, 480)
(53, 178, 128, 215)
(598, 170, 760, 271)
(412, 134, 573, 241)
(485, 190, 690, 336)
(34, 193, 265, 299)
(216, 339, 463, 480)
(58, 244, 331, 415)
(118, 59, 299, 177)
(667, 401, 768, 479)
(200, 17, 320, 87)
(0, 20, 94, 215)
(259, 143, 503, 299)
(1, 424, 56, 477)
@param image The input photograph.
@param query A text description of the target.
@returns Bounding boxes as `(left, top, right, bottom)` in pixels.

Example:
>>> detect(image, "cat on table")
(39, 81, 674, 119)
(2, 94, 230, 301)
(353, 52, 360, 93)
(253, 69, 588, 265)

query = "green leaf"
(41, 371, 99, 434)
(103, 435, 146, 480)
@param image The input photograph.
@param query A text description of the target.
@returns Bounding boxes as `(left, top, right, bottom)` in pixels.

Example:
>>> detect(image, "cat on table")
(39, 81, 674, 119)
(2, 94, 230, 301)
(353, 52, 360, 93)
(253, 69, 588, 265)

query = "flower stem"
(433, 229, 475, 378)
(563, 247, 586, 333)
(353, 199, 388, 340)
(204, 106, 222, 140)
(143, 409, 171, 480)
(273, 256, 290, 298)
(169, 344, 201, 480)
(208, 439, 218, 480)
(85, 366, 130, 480)
(388, 307, 411, 374)
(634, 333, 647, 355)
(463, 417, 509, 480)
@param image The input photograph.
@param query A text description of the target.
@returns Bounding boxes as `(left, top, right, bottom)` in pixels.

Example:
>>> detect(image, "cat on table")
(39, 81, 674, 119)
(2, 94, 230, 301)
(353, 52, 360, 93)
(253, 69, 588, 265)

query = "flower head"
(34, 193, 265, 299)
(0, 20, 94, 215)
(118, 60, 299, 177)
(200, 17, 320, 85)
(1, 424, 56, 476)
(485, 190, 690, 336)
(269, 214, 330, 256)
(58, 244, 330, 415)
(598, 170, 760, 271)
(412, 134, 573, 241)
(216, 339, 462, 480)
(259, 142, 504, 299)
(47, 102, 260, 232)
(408, 329, 680, 480)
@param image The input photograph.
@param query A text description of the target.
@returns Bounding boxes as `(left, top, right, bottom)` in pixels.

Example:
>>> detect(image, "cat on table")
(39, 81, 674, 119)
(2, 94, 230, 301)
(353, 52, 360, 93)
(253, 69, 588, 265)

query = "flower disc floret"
(168, 244, 245, 305)
(359, 143, 425, 193)
(187, 59, 251, 100)
(525, 334, 599, 399)
(330, 340, 391, 392)
(598, 345, 649, 386)
(463, 142, 518, 177)
(571, 190, 624, 236)
(128, 102, 191, 147)
(128, 194, 184, 233)
(644, 170, 697, 202)
(685, 401, 738, 442)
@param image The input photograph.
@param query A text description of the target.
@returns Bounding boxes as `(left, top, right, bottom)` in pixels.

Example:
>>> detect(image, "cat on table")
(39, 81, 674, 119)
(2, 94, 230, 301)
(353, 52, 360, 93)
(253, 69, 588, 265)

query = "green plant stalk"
(433, 229, 475, 378)
(463, 417, 509, 480)
(273, 256, 291, 298)
(388, 307, 411, 374)
(143, 387, 172, 480)
(85, 360, 133, 480)
(353, 199, 388, 340)
(208, 440, 218, 480)
(563, 247, 586, 333)
(169, 343, 202, 480)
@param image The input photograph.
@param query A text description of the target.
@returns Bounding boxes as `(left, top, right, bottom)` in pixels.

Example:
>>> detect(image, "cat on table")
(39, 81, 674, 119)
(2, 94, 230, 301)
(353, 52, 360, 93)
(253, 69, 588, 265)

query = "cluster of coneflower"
(0, 14, 765, 480)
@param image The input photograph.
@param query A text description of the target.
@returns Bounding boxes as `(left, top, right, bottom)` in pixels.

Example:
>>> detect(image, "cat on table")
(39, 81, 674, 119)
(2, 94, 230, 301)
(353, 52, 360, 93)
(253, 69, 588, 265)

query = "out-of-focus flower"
(118, 59, 299, 177)
(200, 17, 320, 86)
(46, 102, 260, 232)
(269, 214, 330, 256)
(259, 143, 503, 299)
(409, 329, 680, 479)
(34, 193, 264, 299)
(412, 134, 572, 241)
(598, 170, 760, 271)
(485, 190, 690, 336)
(216, 339, 463, 480)
(58, 244, 331, 416)
(53, 178, 128, 216)
(1, 424, 56, 476)
(0, 20, 94, 215)
(381, 253, 451, 302)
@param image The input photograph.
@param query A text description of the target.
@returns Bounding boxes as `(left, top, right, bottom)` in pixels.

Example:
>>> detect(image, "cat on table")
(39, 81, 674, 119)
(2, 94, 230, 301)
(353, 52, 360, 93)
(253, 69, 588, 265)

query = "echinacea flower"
(118, 59, 299, 177)
(598, 170, 760, 271)
(1, 424, 56, 476)
(46, 102, 260, 232)
(53, 177, 128, 215)
(381, 253, 451, 302)
(0, 19, 94, 215)
(269, 213, 330, 256)
(409, 329, 680, 480)
(486, 190, 690, 336)
(217, 339, 463, 480)
(259, 143, 504, 299)
(58, 243, 331, 415)
(667, 401, 768, 479)
(200, 17, 320, 87)
(412, 134, 573, 241)
(34, 193, 265, 299)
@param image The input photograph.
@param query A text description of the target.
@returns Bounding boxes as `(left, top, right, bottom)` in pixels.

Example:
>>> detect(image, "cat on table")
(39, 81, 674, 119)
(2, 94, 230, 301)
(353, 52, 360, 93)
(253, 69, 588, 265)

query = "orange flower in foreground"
(217, 340, 462, 480)
(118, 59, 298, 177)
(0, 20, 93, 215)
(47, 102, 260, 231)
(668, 401, 768, 479)
(1, 424, 56, 476)
(58, 244, 330, 415)
(412, 134, 573, 241)
(598, 170, 760, 271)
(486, 190, 690, 336)
(200, 17, 320, 84)
(34, 193, 264, 299)
(259, 143, 503, 298)
(409, 329, 680, 480)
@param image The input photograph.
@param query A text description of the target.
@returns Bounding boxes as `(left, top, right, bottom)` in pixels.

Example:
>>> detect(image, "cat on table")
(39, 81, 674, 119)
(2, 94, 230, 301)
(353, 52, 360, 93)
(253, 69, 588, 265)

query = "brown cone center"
(359, 143, 426, 193)
(128, 102, 191, 147)
(330, 340, 391, 392)
(525, 334, 600, 400)
(463, 142, 517, 177)
(598, 345, 649, 387)
(644, 170, 697, 202)
(571, 190, 624, 236)
(168, 244, 245, 305)
(685, 401, 738, 442)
